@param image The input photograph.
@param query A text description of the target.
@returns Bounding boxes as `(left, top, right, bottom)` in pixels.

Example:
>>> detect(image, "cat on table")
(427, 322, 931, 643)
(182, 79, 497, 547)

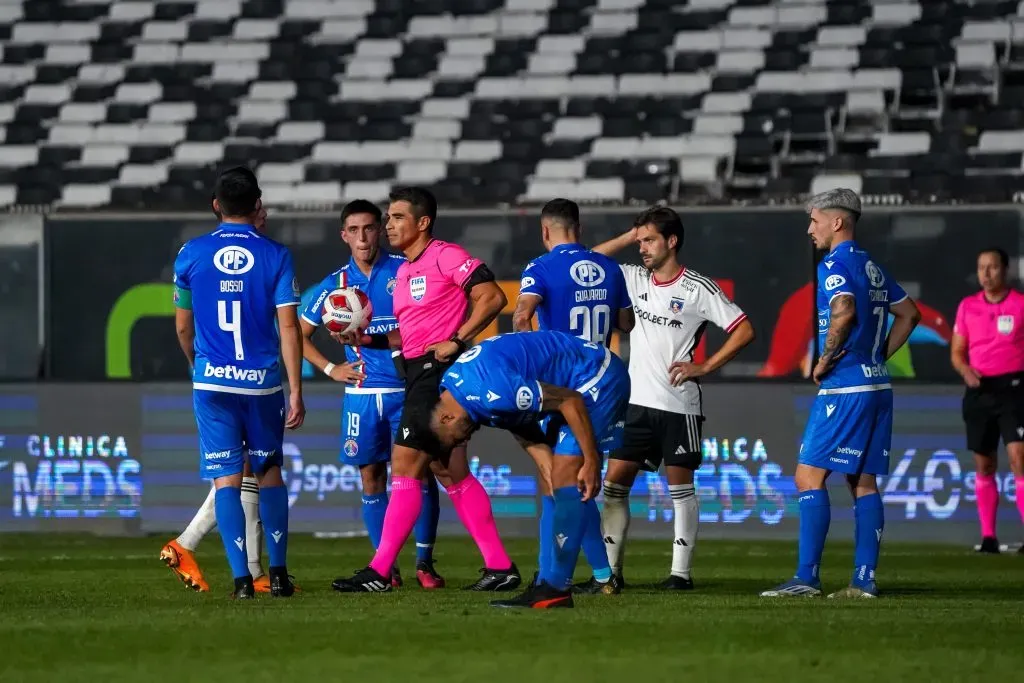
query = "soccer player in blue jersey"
(173, 167, 304, 599)
(512, 199, 634, 594)
(430, 330, 630, 609)
(762, 189, 921, 599)
(299, 199, 444, 589)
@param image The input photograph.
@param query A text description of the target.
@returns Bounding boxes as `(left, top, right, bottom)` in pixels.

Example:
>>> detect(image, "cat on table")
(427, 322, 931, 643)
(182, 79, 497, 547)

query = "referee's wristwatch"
(449, 334, 468, 355)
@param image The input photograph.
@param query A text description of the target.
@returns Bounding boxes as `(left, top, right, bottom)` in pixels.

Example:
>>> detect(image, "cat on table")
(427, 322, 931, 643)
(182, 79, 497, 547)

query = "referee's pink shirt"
(953, 290, 1024, 377)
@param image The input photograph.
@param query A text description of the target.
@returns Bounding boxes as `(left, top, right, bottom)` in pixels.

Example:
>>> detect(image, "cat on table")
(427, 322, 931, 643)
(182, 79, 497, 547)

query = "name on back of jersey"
(220, 280, 244, 293)
(575, 288, 608, 303)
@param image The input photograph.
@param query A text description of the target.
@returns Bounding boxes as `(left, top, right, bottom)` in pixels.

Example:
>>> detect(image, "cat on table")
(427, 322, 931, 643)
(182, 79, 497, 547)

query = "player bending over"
(593, 207, 755, 589)
(513, 198, 633, 594)
(173, 167, 305, 599)
(431, 330, 630, 609)
(762, 188, 920, 599)
(161, 194, 272, 592)
(300, 199, 444, 589)
(332, 187, 520, 593)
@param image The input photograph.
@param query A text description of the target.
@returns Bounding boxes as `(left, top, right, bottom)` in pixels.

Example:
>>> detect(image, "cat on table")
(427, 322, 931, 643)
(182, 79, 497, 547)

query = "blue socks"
(259, 484, 289, 569)
(537, 495, 555, 574)
(853, 492, 884, 587)
(540, 486, 586, 590)
(582, 498, 612, 582)
(796, 488, 830, 584)
(415, 479, 440, 563)
(215, 487, 249, 579)
(361, 491, 388, 549)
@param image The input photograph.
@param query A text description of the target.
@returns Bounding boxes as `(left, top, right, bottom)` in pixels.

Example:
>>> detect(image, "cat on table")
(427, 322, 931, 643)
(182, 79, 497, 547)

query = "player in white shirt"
(593, 207, 755, 589)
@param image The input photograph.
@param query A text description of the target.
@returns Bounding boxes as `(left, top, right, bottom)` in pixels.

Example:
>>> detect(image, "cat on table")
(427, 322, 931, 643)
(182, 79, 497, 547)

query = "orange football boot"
(159, 540, 210, 592)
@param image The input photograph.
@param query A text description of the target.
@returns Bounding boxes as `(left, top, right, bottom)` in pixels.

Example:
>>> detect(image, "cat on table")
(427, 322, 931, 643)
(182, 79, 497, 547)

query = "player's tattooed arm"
(813, 294, 855, 383)
(538, 382, 602, 500)
(174, 308, 195, 370)
(512, 294, 540, 332)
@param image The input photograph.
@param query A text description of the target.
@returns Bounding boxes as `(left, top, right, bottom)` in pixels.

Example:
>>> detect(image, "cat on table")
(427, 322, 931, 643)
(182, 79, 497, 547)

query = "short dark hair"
(633, 206, 683, 252)
(541, 198, 580, 232)
(341, 199, 382, 226)
(214, 166, 261, 218)
(389, 186, 437, 232)
(979, 247, 1010, 269)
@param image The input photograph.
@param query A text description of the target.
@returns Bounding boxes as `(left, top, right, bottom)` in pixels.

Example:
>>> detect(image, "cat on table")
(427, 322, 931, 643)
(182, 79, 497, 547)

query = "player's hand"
(811, 350, 846, 385)
(331, 330, 371, 346)
(668, 361, 706, 386)
(330, 361, 366, 385)
(577, 460, 600, 502)
(285, 392, 305, 430)
(426, 340, 460, 363)
(962, 367, 982, 389)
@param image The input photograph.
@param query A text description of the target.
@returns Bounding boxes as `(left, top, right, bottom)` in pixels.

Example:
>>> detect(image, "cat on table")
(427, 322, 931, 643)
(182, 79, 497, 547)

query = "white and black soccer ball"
(321, 287, 373, 334)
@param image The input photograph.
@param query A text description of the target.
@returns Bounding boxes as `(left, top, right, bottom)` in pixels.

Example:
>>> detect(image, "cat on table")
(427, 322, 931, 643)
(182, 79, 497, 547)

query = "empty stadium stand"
(0, 0, 1023, 210)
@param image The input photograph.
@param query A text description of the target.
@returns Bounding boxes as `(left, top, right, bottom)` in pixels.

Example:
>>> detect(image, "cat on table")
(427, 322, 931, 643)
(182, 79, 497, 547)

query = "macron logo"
(233, 537, 244, 551)
(403, 428, 410, 439)
(555, 533, 568, 548)
(824, 261, 834, 269)
(204, 363, 267, 384)
(271, 531, 283, 544)
(825, 404, 836, 418)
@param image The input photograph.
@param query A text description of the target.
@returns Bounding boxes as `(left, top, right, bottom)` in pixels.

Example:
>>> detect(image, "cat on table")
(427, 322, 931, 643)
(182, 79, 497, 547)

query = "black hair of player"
(633, 207, 683, 253)
(341, 199, 382, 225)
(214, 166, 261, 218)
(979, 247, 1009, 269)
(389, 186, 437, 234)
(540, 198, 580, 232)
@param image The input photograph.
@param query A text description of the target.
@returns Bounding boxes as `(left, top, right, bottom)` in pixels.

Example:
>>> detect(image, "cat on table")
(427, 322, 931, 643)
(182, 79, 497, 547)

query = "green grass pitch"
(1, 534, 1022, 682)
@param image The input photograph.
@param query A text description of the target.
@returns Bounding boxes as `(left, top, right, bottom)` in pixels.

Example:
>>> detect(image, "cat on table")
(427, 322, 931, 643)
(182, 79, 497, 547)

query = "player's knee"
(1005, 444, 1024, 475)
(391, 445, 429, 477)
(605, 459, 638, 487)
(794, 464, 827, 492)
(974, 453, 999, 476)
(255, 465, 284, 488)
(361, 464, 388, 494)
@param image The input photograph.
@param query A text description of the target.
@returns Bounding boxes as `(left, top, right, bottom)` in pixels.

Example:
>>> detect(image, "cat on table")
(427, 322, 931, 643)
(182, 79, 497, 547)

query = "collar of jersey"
(552, 242, 583, 252)
(826, 240, 857, 259)
(407, 238, 436, 263)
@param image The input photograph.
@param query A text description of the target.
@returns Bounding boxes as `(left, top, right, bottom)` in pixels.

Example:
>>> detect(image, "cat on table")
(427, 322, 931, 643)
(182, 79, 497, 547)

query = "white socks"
(601, 481, 631, 575)
(669, 484, 698, 579)
(241, 476, 263, 578)
(175, 484, 216, 551)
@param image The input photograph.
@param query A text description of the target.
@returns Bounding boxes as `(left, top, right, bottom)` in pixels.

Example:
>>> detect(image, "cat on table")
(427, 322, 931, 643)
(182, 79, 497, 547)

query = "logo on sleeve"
(570, 261, 606, 287)
(458, 258, 475, 273)
(291, 277, 300, 297)
(455, 346, 483, 363)
(410, 275, 427, 302)
(521, 276, 536, 290)
(824, 274, 846, 291)
(213, 246, 255, 275)
(486, 390, 501, 402)
(386, 278, 397, 295)
(865, 261, 885, 288)
(515, 386, 534, 410)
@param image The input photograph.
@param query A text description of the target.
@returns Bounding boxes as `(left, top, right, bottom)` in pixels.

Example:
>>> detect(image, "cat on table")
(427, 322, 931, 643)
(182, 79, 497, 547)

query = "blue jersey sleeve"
(519, 261, 546, 299)
(886, 272, 908, 306)
(300, 274, 333, 327)
(819, 260, 855, 305)
(274, 248, 300, 308)
(610, 262, 631, 310)
(172, 244, 192, 310)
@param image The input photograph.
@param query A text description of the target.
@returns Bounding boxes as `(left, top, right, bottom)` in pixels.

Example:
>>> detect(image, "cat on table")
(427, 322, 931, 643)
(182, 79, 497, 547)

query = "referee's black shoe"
(491, 580, 573, 609)
(332, 566, 392, 593)
(463, 562, 521, 591)
(978, 536, 1001, 554)
(659, 574, 695, 590)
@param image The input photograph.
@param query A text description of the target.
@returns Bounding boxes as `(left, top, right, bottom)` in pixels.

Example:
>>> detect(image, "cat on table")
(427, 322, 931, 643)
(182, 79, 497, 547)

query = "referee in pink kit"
(951, 247, 1024, 554)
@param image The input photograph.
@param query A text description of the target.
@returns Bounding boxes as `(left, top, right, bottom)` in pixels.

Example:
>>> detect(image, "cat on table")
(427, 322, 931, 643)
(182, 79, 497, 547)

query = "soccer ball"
(321, 287, 373, 334)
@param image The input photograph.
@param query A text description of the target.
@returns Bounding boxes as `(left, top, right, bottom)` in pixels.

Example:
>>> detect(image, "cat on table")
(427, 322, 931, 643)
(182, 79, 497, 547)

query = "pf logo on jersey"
(521, 276, 536, 290)
(214, 246, 255, 275)
(865, 261, 885, 288)
(824, 274, 846, 291)
(570, 260, 606, 288)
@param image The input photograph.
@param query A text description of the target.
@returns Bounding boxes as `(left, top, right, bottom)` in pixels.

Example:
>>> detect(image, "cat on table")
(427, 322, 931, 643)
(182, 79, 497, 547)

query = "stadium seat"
(0, 0, 1023, 209)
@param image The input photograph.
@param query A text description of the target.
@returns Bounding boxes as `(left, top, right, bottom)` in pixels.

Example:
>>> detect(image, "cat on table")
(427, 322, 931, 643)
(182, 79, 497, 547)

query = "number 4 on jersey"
(218, 300, 244, 361)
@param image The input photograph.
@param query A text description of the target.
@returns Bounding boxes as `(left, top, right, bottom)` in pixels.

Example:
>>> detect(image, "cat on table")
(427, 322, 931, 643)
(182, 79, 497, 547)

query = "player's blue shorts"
(549, 352, 631, 457)
(341, 388, 404, 466)
(194, 389, 285, 479)
(799, 386, 893, 476)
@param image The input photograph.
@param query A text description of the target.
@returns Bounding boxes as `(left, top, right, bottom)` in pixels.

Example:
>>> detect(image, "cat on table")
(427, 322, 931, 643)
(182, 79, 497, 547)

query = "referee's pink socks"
(369, 476, 422, 577)
(447, 475, 513, 570)
(975, 472, 999, 539)
(1015, 476, 1024, 524)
